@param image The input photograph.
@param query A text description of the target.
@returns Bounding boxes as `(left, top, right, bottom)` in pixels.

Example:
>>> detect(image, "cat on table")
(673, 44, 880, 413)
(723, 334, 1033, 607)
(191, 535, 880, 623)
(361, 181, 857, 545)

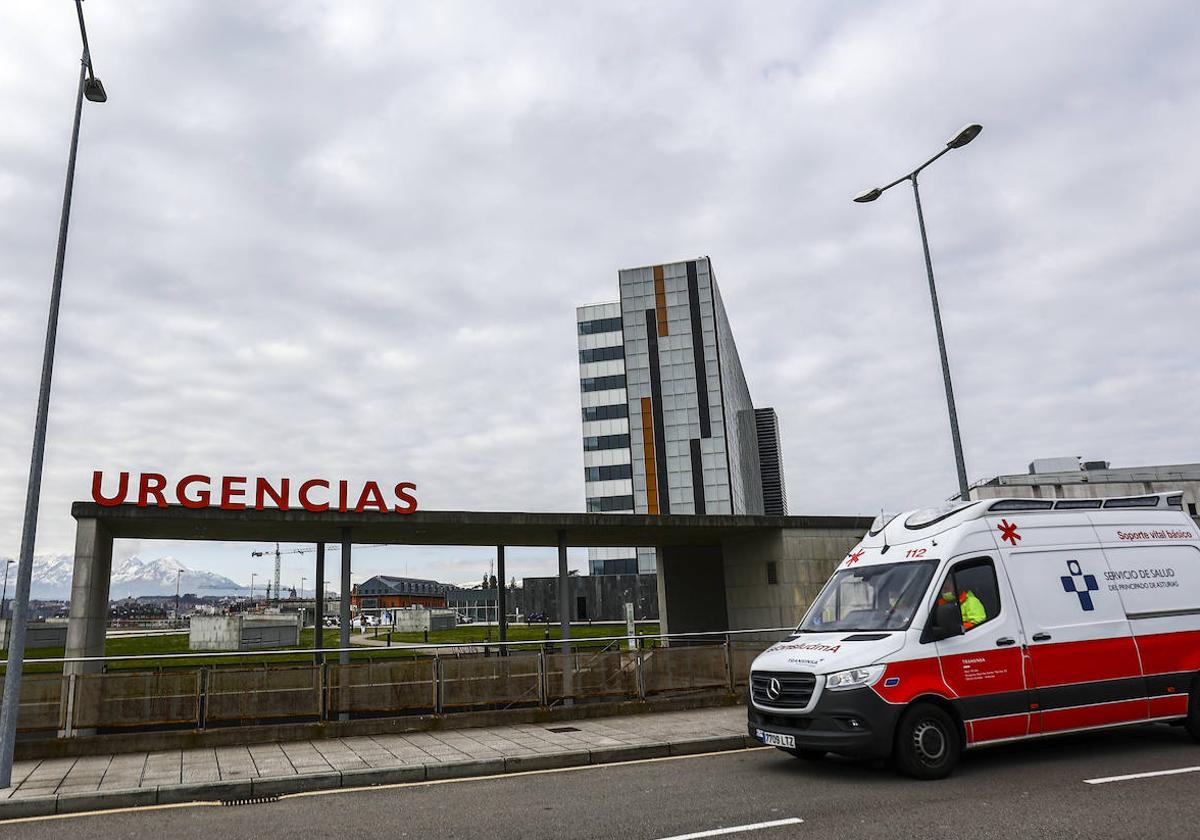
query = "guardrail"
(1, 628, 794, 738)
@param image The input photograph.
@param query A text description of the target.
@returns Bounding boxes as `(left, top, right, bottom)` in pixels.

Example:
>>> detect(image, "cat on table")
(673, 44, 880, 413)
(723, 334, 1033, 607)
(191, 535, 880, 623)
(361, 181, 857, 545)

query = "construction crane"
(250, 543, 291, 601)
(249, 543, 395, 601)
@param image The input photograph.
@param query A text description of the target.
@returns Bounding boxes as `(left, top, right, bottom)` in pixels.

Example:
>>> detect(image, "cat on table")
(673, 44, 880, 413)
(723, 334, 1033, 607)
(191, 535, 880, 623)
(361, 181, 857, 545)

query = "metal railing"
(2, 627, 794, 738)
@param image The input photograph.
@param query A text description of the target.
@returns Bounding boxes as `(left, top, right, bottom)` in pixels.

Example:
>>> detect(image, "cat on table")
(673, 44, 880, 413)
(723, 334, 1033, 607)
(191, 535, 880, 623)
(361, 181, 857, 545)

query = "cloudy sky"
(2, 1, 1197, 587)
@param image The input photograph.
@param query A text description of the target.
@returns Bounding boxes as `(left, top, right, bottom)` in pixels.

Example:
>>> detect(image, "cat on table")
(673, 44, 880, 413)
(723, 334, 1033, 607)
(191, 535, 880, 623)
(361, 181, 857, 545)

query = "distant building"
(970, 458, 1200, 520)
(577, 256, 788, 574)
(442, 585, 522, 623)
(350, 576, 525, 622)
(522, 573, 658, 623)
(755, 407, 788, 515)
(351, 575, 447, 611)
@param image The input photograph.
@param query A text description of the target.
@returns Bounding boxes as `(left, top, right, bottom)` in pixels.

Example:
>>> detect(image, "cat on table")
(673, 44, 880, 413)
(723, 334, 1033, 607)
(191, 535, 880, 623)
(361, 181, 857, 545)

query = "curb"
(503, 749, 592, 773)
(0, 734, 751, 821)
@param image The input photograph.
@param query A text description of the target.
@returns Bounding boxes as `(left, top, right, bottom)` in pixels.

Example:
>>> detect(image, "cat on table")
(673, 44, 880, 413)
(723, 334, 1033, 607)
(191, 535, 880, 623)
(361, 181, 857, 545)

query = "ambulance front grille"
(750, 671, 816, 708)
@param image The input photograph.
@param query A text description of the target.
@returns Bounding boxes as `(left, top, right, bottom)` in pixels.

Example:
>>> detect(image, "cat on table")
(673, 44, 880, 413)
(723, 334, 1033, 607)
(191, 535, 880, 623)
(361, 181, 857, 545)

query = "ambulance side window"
(941, 558, 1001, 632)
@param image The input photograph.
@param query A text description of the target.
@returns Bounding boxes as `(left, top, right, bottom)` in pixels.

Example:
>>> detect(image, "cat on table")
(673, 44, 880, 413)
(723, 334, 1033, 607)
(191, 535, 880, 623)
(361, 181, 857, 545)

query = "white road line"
(1084, 766, 1200, 785)
(653, 817, 804, 840)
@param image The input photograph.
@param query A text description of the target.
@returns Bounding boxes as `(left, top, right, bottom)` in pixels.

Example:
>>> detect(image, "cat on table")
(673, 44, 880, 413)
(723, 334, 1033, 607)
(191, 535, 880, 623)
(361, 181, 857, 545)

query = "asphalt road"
(3, 723, 1199, 839)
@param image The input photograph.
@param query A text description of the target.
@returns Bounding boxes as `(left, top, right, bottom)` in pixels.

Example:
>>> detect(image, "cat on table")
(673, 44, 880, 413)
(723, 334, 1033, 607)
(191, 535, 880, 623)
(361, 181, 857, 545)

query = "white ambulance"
(747, 492, 1200, 779)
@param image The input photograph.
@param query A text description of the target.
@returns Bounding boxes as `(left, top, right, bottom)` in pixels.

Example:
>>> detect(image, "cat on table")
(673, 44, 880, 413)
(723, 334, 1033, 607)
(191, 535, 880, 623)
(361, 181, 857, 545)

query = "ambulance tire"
(1186, 677, 1200, 742)
(785, 748, 827, 761)
(894, 703, 961, 780)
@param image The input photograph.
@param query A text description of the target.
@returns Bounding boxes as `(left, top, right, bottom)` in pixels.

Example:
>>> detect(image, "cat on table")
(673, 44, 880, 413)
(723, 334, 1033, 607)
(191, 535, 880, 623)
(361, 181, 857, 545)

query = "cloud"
(1, 1, 1198, 582)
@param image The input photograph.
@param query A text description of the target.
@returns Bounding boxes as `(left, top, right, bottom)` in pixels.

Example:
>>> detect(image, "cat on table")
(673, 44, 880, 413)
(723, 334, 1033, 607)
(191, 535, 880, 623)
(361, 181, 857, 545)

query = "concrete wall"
(389, 609, 457, 632)
(721, 526, 863, 632)
(0, 620, 68, 649)
(190, 614, 302, 650)
(242, 615, 301, 648)
(189, 616, 240, 650)
(522, 573, 658, 622)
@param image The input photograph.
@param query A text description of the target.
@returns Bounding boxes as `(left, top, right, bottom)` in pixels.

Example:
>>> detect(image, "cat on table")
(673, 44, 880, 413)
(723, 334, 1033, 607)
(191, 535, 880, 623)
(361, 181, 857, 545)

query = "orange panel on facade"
(641, 397, 659, 514)
(653, 265, 668, 337)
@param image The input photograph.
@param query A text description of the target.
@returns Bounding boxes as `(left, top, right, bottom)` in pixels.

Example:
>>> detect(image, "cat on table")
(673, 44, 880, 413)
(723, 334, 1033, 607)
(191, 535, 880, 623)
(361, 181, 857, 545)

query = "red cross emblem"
(846, 549, 865, 565)
(998, 519, 1021, 546)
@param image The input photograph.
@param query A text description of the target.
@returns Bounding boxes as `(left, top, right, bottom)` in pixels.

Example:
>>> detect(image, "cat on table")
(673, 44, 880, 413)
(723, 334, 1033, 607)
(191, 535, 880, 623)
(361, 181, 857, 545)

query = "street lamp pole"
(0, 0, 107, 789)
(1, 561, 13, 621)
(854, 124, 981, 502)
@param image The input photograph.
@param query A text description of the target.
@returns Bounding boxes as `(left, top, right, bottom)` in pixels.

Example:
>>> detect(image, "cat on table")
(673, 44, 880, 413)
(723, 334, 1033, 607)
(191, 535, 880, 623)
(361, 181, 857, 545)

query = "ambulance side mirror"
(923, 602, 964, 643)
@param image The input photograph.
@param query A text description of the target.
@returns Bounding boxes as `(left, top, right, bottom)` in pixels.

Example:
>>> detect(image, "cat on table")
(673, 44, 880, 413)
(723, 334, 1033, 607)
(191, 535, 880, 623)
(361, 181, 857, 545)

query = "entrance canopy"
(71, 502, 864, 548)
(64, 502, 872, 673)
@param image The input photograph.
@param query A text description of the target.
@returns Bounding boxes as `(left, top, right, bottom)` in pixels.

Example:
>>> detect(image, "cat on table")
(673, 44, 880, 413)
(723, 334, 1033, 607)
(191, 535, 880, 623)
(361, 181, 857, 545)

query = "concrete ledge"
(503, 750, 591, 773)
(0, 794, 57, 819)
(667, 735, 748, 756)
(339, 765, 426, 788)
(424, 758, 506, 781)
(157, 779, 252, 804)
(588, 742, 670, 764)
(251, 771, 342, 797)
(56, 786, 157, 814)
(16, 693, 742, 761)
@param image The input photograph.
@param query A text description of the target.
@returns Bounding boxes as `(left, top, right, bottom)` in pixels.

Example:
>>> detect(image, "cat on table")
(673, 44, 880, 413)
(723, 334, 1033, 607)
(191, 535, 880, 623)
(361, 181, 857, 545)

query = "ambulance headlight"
(825, 665, 886, 691)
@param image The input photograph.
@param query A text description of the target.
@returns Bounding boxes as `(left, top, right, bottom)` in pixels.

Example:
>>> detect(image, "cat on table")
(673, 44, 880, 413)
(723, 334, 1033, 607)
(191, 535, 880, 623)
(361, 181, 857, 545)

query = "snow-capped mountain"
(3, 554, 244, 600)
(108, 556, 243, 599)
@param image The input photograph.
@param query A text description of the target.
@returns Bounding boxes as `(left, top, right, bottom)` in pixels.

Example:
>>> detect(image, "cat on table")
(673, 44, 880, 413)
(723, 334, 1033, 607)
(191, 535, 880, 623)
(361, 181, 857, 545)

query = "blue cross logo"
(1060, 560, 1099, 611)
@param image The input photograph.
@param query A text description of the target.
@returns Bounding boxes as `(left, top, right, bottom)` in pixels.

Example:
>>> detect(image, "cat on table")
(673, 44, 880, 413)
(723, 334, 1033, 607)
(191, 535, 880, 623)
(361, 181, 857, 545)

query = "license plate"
(756, 729, 795, 749)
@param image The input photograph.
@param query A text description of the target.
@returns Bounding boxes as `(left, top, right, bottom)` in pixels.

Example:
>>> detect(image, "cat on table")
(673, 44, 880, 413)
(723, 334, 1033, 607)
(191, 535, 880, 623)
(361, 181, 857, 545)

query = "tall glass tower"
(578, 257, 787, 575)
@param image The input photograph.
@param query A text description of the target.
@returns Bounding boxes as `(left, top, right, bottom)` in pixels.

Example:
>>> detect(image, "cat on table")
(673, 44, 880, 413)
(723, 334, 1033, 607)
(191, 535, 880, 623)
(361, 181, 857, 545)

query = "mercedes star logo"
(766, 677, 782, 701)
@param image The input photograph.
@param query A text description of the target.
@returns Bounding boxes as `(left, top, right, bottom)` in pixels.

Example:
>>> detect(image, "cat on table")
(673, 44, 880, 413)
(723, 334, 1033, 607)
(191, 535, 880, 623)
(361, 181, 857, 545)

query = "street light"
(0, 0, 108, 789)
(853, 123, 982, 501)
(1, 561, 14, 621)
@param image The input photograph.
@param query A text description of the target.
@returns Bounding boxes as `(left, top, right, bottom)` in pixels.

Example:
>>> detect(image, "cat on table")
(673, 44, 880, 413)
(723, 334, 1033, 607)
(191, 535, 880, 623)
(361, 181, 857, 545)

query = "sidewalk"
(0, 705, 754, 820)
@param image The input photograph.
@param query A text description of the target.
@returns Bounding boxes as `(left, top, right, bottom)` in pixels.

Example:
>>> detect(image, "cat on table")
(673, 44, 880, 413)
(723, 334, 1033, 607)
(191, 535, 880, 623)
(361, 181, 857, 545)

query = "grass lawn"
(359, 623, 658, 646)
(1, 624, 660, 673)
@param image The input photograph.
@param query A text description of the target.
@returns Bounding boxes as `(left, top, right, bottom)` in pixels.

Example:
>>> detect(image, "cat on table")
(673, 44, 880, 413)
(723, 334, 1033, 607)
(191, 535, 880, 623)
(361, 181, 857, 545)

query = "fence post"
(62, 673, 77, 738)
(537, 648, 548, 708)
(434, 655, 443, 714)
(723, 634, 734, 693)
(319, 661, 329, 722)
(199, 668, 209, 731)
(194, 669, 203, 731)
(635, 645, 646, 701)
(320, 661, 330, 721)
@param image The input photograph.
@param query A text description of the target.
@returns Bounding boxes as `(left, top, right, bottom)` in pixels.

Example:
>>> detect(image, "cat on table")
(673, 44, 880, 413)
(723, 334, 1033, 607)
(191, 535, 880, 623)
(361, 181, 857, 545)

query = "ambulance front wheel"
(894, 703, 961, 780)
(1186, 676, 1200, 742)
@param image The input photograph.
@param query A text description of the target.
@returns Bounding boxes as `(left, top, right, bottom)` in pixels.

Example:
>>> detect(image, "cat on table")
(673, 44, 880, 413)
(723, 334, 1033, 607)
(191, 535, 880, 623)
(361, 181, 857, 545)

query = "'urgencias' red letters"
(90, 471, 418, 514)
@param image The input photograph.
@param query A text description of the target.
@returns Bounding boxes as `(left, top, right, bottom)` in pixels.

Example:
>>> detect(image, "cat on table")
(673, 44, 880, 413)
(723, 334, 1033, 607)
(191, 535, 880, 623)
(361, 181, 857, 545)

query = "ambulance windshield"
(799, 559, 937, 632)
